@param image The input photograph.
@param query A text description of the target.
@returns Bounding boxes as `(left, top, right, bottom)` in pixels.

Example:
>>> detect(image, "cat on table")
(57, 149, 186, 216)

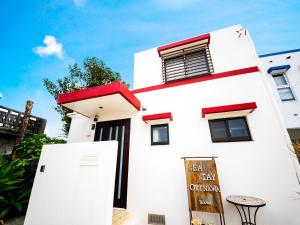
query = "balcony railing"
(0, 105, 46, 136)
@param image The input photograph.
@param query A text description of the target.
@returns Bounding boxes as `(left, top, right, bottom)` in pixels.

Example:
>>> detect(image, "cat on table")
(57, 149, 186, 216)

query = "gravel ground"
(4, 216, 25, 225)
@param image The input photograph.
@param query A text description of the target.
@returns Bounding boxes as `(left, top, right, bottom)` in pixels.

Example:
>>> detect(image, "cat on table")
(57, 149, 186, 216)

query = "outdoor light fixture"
(91, 115, 99, 130)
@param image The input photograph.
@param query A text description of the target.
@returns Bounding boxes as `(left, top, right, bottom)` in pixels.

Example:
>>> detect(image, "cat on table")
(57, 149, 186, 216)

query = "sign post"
(182, 156, 225, 225)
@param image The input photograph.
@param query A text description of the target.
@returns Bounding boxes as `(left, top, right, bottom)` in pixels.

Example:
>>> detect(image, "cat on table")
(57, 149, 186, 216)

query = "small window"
(209, 117, 252, 142)
(151, 124, 169, 145)
(273, 74, 295, 101)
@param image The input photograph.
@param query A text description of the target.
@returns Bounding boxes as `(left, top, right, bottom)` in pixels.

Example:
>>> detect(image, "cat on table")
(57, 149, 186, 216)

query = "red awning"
(157, 33, 210, 56)
(202, 102, 257, 119)
(142, 112, 173, 124)
(57, 82, 141, 117)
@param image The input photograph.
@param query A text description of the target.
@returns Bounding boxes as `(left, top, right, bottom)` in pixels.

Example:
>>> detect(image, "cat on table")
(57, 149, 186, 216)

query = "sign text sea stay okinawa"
(184, 159, 224, 213)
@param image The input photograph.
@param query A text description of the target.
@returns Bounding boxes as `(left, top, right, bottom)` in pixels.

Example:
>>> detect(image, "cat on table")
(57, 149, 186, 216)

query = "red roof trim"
(157, 33, 210, 56)
(132, 66, 260, 94)
(57, 81, 141, 111)
(202, 102, 257, 118)
(142, 112, 173, 122)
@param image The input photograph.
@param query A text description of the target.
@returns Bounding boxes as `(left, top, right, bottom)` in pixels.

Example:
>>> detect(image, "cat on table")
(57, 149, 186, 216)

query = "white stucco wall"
(67, 112, 95, 143)
(260, 51, 300, 131)
(133, 25, 258, 90)
(127, 76, 300, 225)
(67, 25, 300, 225)
(25, 142, 118, 225)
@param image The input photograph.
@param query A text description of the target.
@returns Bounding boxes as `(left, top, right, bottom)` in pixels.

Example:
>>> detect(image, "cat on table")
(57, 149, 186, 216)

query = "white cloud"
(74, 0, 86, 7)
(33, 35, 63, 58)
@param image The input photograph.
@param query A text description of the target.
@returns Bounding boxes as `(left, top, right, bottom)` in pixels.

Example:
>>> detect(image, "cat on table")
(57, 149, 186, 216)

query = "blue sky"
(0, 0, 299, 137)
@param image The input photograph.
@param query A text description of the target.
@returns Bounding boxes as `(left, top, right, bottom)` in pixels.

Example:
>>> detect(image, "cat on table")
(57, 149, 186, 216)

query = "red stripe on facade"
(57, 81, 141, 111)
(142, 112, 173, 122)
(132, 66, 260, 94)
(202, 102, 257, 118)
(157, 33, 210, 56)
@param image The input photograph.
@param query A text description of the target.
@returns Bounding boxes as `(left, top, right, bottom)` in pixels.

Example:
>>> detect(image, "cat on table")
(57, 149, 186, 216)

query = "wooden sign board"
(184, 159, 224, 214)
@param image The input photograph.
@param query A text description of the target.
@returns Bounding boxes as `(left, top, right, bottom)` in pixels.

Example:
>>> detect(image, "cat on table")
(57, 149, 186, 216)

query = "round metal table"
(226, 195, 266, 225)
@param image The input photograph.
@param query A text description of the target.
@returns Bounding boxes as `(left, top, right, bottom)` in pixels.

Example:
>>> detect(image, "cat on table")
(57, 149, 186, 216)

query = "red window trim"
(157, 33, 210, 56)
(57, 67, 260, 114)
(142, 112, 173, 123)
(132, 66, 260, 94)
(202, 102, 257, 118)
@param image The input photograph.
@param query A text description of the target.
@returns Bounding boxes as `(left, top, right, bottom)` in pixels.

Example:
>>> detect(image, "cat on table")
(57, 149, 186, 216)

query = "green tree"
(44, 57, 127, 135)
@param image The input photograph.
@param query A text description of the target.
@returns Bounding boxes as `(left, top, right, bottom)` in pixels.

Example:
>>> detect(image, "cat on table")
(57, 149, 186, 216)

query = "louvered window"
(161, 45, 213, 83)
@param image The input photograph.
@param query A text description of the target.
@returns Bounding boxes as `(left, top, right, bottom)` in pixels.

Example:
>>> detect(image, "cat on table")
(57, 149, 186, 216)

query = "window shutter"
(162, 45, 213, 83)
(185, 50, 209, 77)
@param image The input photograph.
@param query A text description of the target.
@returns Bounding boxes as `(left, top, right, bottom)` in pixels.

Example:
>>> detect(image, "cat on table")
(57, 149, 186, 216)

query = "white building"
(259, 49, 300, 140)
(57, 25, 300, 225)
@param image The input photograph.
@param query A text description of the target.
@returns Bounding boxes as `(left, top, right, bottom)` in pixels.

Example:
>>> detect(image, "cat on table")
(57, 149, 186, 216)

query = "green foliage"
(43, 57, 128, 135)
(0, 159, 28, 219)
(0, 134, 65, 220)
(16, 134, 65, 175)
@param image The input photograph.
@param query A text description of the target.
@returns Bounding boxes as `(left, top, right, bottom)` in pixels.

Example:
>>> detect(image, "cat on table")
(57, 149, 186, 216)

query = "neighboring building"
(259, 49, 300, 140)
(57, 25, 300, 225)
(0, 105, 47, 155)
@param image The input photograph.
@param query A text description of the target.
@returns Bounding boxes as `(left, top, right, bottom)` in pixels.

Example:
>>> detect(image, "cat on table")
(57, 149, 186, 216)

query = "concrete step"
(112, 208, 130, 225)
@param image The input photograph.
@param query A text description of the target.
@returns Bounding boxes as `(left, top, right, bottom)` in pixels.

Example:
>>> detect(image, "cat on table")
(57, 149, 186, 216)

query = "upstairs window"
(161, 45, 214, 83)
(273, 73, 295, 101)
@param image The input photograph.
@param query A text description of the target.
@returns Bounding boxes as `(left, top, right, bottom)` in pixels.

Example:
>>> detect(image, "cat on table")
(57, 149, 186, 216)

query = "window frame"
(161, 45, 214, 83)
(272, 73, 295, 101)
(151, 124, 170, 145)
(208, 117, 252, 143)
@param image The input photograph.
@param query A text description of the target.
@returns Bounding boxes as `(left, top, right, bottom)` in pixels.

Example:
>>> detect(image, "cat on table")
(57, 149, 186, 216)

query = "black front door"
(94, 118, 131, 208)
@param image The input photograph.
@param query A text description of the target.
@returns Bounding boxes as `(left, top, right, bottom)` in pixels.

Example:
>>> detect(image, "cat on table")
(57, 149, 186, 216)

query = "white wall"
(127, 74, 300, 225)
(67, 113, 95, 143)
(260, 51, 300, 131)
(133, 47, 162, 89)
(68, 25, 300, 225)
(133, 25, 258, 90)
(25, 141, 118, 225)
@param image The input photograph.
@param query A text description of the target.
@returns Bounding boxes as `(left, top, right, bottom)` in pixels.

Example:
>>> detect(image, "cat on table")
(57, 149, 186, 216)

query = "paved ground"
(4, 216, 25, 225)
